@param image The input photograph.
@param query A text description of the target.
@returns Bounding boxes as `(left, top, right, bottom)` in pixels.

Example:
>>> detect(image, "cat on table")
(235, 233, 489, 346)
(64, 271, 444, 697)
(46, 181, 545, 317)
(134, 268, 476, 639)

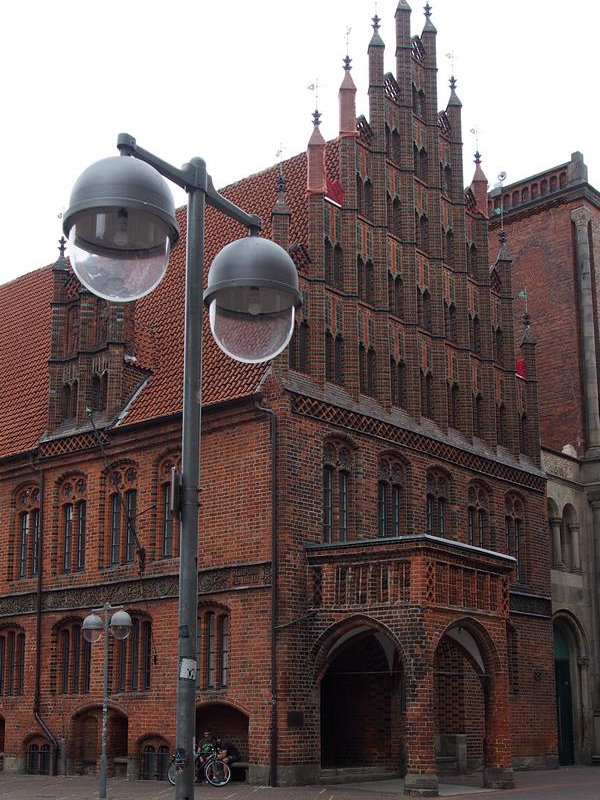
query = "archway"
(196, 703, 249, 764)
(554, 623, 575, 764)
(433, 623, 495, 777)
(319, 626, 404, 771)
(72, 706, 128, 776)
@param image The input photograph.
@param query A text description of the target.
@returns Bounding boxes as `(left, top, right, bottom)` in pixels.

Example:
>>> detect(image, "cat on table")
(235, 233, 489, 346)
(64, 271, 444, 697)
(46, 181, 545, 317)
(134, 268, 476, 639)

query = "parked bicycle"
(167, 749, 231, 787)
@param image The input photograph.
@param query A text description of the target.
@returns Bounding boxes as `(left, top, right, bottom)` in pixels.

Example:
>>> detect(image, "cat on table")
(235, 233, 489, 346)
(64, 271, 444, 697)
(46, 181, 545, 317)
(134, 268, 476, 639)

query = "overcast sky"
(1, 0, 596, 285)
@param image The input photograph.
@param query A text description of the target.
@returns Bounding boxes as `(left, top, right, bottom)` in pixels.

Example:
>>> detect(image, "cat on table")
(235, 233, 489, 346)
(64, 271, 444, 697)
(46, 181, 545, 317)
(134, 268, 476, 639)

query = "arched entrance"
(554, 624, 575, 764)
(319, 626, 404, 772)
(196, 703, 249, 764)
(72, 706, 128, 776)
(434, 626, 487, 775)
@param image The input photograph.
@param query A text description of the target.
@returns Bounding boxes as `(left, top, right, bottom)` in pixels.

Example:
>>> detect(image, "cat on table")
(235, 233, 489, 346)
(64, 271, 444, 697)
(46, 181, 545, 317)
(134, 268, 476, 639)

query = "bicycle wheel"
(205, 758, 231, 786)
(167, 761, 178, 786)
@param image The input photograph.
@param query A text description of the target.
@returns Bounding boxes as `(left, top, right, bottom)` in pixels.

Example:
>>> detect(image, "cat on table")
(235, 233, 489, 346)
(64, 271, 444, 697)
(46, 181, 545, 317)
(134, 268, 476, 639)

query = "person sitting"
(216, 736, 240, 767)
(195, 729, 217, 781)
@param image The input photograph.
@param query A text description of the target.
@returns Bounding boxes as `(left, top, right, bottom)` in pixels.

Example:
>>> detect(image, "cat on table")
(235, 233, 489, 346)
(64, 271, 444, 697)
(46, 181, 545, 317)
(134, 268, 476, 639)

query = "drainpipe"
(255, 400, 278, 787)
(31, 460, 59, 770)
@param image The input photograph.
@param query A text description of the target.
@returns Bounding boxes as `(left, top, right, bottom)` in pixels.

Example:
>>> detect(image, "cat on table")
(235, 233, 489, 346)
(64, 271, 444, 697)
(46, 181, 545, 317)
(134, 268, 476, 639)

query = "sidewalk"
(0, 766, 599, 800)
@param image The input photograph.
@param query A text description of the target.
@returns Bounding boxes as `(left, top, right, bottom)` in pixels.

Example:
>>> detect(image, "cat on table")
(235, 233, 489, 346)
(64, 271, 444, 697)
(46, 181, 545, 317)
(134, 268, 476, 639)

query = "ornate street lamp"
(83, 605, 132, 799)
(64, 135, 301, 799)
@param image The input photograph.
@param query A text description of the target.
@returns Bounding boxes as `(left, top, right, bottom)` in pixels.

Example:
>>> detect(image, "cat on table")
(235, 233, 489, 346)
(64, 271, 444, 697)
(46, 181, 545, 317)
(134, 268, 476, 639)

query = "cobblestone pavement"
(0, 767, 599, 800)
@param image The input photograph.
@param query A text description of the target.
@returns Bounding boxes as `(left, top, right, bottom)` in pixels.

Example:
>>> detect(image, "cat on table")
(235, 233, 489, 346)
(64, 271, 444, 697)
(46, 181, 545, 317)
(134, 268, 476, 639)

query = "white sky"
(1, 0, 597, 285)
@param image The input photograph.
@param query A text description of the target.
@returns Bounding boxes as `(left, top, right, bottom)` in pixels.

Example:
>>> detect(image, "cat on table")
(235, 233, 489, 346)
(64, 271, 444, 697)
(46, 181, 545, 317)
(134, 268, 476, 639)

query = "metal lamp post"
(82, 605, 132, 800)
(63, 134, 301, 800)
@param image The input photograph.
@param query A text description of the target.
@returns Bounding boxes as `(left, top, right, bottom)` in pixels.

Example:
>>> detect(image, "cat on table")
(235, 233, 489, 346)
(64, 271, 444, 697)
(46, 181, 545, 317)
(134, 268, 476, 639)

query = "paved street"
(0, 767, 599, 800)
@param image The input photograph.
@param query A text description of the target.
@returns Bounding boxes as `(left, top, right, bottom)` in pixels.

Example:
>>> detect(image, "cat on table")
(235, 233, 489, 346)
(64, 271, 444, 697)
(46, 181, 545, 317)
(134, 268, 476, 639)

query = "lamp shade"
(82, 613, 103, 643)
(204, 237, 302, 363)
(62, 156, 179, 302)
(110, 609, 133, 640)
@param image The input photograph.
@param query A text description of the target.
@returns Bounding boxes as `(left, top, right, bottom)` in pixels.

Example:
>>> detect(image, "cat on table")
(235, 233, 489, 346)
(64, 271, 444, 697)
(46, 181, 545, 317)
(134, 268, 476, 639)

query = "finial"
(53, 236, 69, 271)
(424, 2, 432, 19)
(58, 236, 67, 257)
(372, 14, 381, 31)
(474, 151, 481, 164)
(449, 75, 457, 91)
(276, 171, 287, 197)
(499, 229, 507, 248)
(312, 109, 322, 127)
(517, 287, 529, 315)
(343, 55, 352, 71)
(522, 311, 531, 328)
(308, 80, 320, 111)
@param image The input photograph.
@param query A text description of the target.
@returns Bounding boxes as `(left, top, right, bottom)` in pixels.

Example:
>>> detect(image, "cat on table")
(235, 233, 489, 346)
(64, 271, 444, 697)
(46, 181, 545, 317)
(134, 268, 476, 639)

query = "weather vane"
(517, 287, 529, 314)
(345, 26, 352, 55)
(495, 171, 507, 229)
(445, 51, 455, 75)
(470, 127, 480, 151)
(307, 80, 320, 110)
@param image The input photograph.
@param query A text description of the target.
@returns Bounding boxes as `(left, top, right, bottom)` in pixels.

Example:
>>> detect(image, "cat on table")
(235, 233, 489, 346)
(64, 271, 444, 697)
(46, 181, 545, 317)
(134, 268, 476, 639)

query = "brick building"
(488, 155, 600, 765)
(0, 3, 557, 796)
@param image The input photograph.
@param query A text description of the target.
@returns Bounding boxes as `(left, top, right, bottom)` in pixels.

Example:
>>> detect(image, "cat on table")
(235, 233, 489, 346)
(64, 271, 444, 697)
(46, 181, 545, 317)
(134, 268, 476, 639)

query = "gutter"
(31, 460, 59, 770)
(254, 399, 278, 787)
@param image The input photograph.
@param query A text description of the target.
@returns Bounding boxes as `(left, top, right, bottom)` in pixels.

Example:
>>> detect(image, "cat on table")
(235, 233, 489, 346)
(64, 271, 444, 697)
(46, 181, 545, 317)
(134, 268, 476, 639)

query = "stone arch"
(70, 703, 128, 776)
(312, 615, 407, 773)
(553, 610, 591, 764)
(195, 701, 249, 763)
(432, 617, 510, 784)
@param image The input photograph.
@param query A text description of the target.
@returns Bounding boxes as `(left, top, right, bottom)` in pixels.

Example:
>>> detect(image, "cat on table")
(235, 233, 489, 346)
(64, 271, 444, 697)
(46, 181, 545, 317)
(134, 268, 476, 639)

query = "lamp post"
(63, 134, 301, 800)
(82, 605, 132, 800)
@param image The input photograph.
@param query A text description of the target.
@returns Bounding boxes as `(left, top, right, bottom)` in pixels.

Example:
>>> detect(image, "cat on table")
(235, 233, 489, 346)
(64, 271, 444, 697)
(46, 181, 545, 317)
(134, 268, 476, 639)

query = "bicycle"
(167, 748, 231, 787)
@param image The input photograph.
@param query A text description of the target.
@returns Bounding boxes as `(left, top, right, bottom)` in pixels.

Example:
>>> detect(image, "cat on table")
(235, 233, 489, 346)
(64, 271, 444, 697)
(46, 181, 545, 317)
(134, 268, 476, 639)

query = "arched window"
(472, 315, 481, 354)
(323, 441, 353, 543)
(505, 495, 525, 581)
(57, 621, 91, 694)
(140, 740, 171, 781)
(426, 471, 449, 537)
(445, 231, 454, 266)
(356, 174, 363, 215)
(333, 244, 343, 288)
(495, 328, 504, 367)
(16, 485, 40, 579)
(91, 372, 108, 412)
(114, 615, 152, 693)
(421, 371, 434, 419)
(197, 608, 229, 690)
(419, 149, 428, 182)
(392, 198, 402, 238)
(467, 484, 490, 549)
(60, 477, 87, 572)
(378, 458, 406, 538)
(447, 382, 460, 429)
(0, 627, 25, 695)
(158, 457, 180, 559)
(467, 244, 478, 278)
(364, 180, 373, 219)
(365, 260, 375, 303)
(392, 130, 402, 165)
(448, 303, 457, 343)
(496, 403, 507, 446)
(107, 466, 138, 566)
(324, 238, 333, 285)
(66, 305, 80, 356)
(334, 335, 344, 386)
(325, 331, 335, 382)
(393, 277, 404, 318)
(473, 393, 483, 438)
(359, 344, 367, 394)
(443, 165, 452, 196)
(366, 347, 376, 396)
(357, 257, 366, 300)
(422, 290, 432, 331)
(518, 412, 528, 453)
(290, 318, 309, 373)
(27, 741, 51, 775)
(419, 215, 429, 253)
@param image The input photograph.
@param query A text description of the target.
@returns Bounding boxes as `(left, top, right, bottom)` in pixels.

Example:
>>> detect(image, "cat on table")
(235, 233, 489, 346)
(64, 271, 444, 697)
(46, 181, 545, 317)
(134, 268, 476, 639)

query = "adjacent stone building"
(488, 155, 600, 765)
(0, 4, 557, 795)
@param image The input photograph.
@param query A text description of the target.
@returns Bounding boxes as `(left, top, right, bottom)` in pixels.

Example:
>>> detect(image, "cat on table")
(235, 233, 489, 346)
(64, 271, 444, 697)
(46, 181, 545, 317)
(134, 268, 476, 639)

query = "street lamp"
(83, 605, 132, 800)
(63, 134, 301, 799)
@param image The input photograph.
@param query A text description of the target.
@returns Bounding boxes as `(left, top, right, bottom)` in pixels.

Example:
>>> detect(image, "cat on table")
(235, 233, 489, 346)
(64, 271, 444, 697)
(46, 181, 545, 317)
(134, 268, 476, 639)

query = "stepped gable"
(0, 266, 53, 457)
(118, 142, 332, 427)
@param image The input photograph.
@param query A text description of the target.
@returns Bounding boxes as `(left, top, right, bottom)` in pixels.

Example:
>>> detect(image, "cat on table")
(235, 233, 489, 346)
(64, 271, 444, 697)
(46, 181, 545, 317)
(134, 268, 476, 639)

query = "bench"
(231, 761, 249, 782)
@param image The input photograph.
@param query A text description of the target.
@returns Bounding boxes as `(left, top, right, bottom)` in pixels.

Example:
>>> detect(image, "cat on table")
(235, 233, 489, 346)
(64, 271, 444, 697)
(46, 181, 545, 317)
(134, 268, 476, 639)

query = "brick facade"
(0, 5, 557, 795)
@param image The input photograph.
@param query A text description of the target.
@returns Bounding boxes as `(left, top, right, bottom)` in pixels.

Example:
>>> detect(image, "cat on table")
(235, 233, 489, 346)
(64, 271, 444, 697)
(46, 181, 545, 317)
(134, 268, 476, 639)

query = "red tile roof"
(0, 138, 339, 456)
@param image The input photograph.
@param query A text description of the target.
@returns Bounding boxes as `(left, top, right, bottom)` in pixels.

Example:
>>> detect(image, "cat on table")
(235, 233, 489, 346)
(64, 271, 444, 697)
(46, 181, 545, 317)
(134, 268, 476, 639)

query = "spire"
(423, 2, 436, 32)
(470, 151, 489, 217)
(307, 110, 327, 195)
(53, 236, 69, 272)
(273, 170, 290, 216)
(369, 14, 385, 48)
(339, 56, 358, 138)
(397, 0, 411, 8)
(521, 311, 537, 346)
(448, 75, 462, 107)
